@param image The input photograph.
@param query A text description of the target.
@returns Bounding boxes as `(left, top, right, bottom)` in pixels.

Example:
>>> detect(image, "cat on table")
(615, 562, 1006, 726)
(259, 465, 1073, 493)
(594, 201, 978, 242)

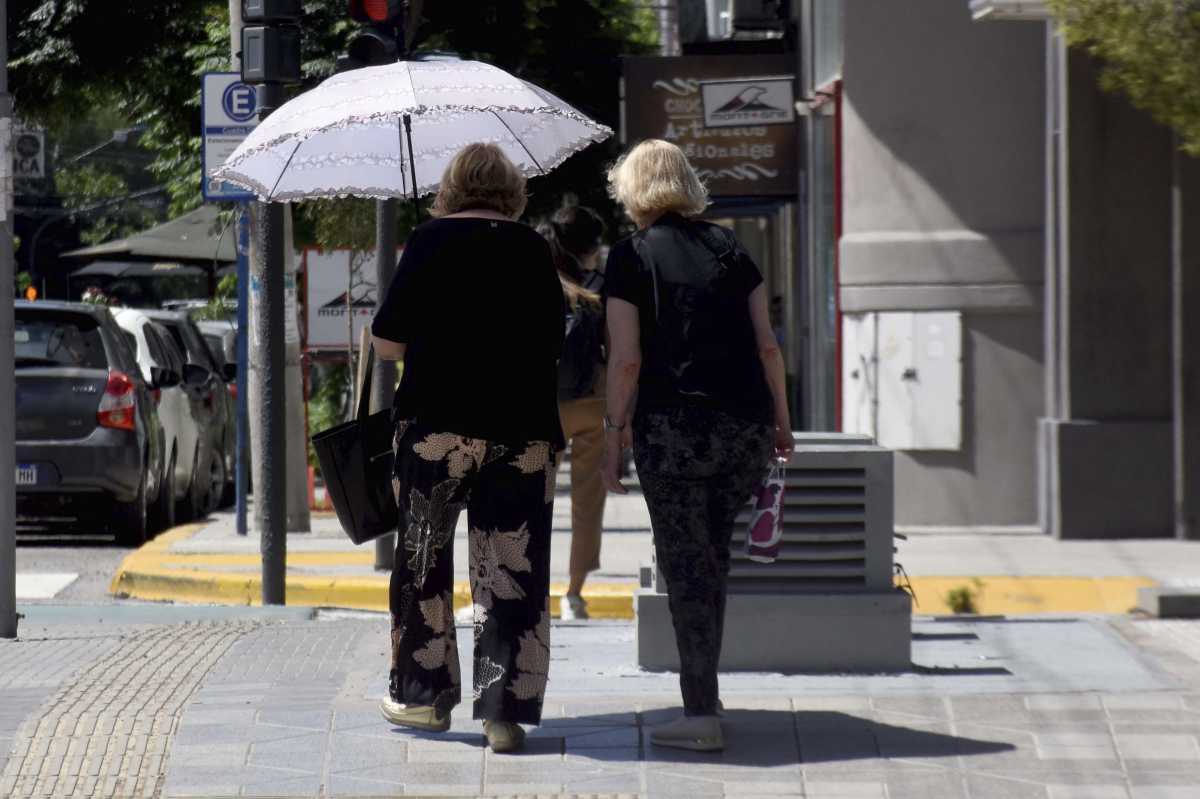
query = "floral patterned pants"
(389, 421, 555, 725)
(633, 407, 773, 717)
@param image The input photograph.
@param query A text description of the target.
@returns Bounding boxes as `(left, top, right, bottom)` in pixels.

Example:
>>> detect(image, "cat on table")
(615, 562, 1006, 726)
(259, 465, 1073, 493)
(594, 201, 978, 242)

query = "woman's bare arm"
(603, 297, 641, 493)
(748, 284, 794, 457)
(372, 335, 407, 362)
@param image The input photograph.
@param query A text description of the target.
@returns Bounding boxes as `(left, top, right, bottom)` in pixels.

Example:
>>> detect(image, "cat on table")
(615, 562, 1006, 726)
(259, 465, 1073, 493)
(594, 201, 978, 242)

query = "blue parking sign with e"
(222, 82, 258, 122)
(203, 72, 258, 202)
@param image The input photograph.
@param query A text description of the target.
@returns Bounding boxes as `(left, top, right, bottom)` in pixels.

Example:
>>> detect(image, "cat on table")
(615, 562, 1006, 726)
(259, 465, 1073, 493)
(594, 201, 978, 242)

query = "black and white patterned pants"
(388, 421, 555, 725)
(634, 407, 773, 716)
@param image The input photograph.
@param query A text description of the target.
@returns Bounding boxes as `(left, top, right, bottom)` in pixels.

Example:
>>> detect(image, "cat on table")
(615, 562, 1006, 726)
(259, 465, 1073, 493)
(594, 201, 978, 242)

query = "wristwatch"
(603, 414, 626, 433)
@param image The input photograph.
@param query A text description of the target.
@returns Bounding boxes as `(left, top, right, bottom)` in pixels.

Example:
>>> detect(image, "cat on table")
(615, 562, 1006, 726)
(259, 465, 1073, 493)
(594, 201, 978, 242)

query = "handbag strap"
(631, 222, 741, 325)
(357, 343, 375, 422)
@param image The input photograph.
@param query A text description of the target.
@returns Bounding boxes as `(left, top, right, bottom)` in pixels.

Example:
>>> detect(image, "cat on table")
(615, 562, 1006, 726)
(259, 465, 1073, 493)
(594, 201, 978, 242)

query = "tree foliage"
(1048, 0, 1200, 155)
(10, 1, 658, 251)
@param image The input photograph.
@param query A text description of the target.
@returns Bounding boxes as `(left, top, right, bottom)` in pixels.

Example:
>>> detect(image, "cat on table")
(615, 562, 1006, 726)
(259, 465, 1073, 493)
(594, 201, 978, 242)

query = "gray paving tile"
(327, 734, 407, 772)
(1130, 788, 1200, 799)
(256, 708, 332, 730)
(964, 773, 1050, 799)
(326, 773, 405, 795)
(1047, 786, 1131, 799)
(804, 780, 887, 798)
(1116, 733, 1200, 760)
(247, 731, 327, 767)
(166, 742, 250, 768)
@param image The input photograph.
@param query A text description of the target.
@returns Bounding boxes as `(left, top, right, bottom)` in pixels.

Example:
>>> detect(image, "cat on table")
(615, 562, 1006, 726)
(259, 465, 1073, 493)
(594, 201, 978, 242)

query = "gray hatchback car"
(15, 301, 173, 545)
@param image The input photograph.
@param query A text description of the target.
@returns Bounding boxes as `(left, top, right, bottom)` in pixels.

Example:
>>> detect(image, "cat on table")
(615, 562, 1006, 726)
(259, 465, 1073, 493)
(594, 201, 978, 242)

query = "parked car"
(15, 301, 170, 545)
(114, 309, 212, 524)
(195, 318, 237, 375)
(139, 309, 237, 511)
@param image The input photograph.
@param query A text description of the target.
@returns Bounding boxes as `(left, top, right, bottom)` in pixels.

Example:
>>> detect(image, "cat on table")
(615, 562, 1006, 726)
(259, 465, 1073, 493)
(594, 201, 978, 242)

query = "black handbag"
(310, 345, 399, 545)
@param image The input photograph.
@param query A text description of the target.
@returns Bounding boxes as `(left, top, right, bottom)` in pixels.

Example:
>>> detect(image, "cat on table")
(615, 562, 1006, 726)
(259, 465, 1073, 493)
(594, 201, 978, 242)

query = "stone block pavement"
(3, 602, 1200, 798)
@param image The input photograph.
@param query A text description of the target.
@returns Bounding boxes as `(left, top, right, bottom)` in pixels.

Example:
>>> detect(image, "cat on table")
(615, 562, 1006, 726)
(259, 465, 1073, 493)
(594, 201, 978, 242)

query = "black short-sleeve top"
(604, 213, 773, 424)
(372, 216, 566, 450)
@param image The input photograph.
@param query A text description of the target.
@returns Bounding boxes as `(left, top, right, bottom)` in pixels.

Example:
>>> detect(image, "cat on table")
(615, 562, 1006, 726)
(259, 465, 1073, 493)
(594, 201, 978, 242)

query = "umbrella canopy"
(61, 206, 234, 263)
(213, 60, 612, 202)
(70, 260, 208, 280)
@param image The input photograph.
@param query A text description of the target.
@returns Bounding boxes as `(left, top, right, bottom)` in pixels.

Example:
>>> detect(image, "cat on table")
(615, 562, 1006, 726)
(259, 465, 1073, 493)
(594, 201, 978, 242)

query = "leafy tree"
(1048, 0, 1200, 155)
(11, 0, 657, 251)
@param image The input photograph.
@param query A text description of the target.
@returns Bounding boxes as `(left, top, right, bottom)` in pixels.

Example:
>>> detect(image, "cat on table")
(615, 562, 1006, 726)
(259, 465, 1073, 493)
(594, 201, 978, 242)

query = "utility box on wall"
(843, 311, 963, 451)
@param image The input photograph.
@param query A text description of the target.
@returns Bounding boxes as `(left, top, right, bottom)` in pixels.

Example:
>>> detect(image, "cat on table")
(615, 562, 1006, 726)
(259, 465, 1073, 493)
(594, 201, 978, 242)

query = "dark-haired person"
(537, 204, 608, 621)
(371, 143, 565, 754)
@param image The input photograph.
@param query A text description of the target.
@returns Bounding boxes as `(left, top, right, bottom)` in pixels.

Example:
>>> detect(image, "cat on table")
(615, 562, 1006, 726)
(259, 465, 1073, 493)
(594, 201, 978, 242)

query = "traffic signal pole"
(371, 198, 398, 570)
(253, 83, 288, 605)
(1, 0, 19, 639)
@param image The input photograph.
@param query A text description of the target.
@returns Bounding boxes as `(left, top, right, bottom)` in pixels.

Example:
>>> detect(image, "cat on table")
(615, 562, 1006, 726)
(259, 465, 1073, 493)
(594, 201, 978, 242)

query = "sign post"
(202, 72, 259, 537)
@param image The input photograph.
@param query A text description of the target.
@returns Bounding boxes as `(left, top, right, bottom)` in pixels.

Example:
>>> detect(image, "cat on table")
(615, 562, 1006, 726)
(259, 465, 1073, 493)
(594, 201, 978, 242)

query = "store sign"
(623, 55, 798, 197)
(304, 249, 401, 351)
(701, 77, 795, 128)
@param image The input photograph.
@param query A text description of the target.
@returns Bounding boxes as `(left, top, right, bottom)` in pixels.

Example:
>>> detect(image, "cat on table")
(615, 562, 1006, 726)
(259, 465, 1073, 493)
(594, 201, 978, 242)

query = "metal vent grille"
(729, 466, 869, 593)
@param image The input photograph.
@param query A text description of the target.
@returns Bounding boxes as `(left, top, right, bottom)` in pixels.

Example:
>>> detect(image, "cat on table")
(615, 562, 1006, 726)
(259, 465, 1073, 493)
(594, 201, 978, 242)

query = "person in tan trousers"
(538, 203, 608, 620)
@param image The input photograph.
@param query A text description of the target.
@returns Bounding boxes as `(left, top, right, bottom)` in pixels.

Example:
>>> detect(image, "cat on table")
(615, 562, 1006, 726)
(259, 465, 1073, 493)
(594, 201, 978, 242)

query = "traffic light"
(348, 0, 406, 25)
(337, 0, 407, 73)
(241, 0, 303, 85)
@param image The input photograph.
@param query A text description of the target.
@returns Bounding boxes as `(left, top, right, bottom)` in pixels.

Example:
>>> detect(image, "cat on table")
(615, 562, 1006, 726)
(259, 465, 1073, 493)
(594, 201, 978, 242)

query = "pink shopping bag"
(745, 459, 785, 563)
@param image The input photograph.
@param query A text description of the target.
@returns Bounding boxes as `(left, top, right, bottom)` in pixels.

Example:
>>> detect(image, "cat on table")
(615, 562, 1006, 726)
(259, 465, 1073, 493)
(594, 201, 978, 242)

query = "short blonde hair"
(607, 139, 709, 223)
(430, 143, 528, 219)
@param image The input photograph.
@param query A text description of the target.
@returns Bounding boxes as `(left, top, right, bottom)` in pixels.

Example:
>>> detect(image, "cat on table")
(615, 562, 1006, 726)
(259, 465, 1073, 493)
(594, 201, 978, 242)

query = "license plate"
(16, 464, 37, 486)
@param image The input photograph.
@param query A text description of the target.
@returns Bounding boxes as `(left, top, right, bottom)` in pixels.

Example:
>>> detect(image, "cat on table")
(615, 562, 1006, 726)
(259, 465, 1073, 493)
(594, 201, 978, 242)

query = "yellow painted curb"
(112, 524, 1160, 618)
(901, 576, 1158, 616)
(110, 522, 637, 617)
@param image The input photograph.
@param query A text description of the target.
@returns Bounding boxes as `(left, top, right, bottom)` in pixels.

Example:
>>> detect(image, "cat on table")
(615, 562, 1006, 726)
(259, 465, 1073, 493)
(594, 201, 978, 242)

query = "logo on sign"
(701, 77, 795, 129)
(222, 82, 258, 123)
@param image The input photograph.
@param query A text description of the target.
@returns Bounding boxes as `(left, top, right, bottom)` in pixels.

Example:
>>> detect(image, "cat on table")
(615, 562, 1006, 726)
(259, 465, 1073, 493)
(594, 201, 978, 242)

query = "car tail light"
(228, 382, 238, 401)
(97, 371, 137, 431)
(151, 388, 162, 405)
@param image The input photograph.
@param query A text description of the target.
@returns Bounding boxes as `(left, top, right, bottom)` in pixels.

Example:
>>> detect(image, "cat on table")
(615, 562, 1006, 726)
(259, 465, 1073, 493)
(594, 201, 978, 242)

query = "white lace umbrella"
(212, 59, 613, 202)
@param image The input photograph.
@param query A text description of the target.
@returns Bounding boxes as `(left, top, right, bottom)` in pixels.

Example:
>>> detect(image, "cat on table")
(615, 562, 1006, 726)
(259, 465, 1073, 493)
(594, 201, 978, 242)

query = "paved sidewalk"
(110, 477, 1200, 616)
(3, 603, 1200, 798)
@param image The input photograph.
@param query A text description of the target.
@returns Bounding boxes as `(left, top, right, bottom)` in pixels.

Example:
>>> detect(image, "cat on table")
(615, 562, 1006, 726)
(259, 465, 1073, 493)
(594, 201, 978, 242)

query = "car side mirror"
(221, 362, 238, 382)
(182, 363, 211, 387)
(151, 367, 181, 389)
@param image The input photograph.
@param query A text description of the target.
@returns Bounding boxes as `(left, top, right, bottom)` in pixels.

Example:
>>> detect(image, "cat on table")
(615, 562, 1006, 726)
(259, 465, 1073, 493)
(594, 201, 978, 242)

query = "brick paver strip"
(0, 621, 260, 799)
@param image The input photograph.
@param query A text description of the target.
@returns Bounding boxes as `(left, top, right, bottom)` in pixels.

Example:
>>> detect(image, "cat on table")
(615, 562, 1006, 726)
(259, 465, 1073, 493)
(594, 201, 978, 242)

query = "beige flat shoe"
(649, 715, 724, 752)
(483, 720, 526, 753)
(379, 698, 450, 732)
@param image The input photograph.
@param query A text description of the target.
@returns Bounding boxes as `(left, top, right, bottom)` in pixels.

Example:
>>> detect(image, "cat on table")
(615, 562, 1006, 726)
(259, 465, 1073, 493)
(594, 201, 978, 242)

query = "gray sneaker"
(650, 715, 724, 751)
(560, 593, 589, 620)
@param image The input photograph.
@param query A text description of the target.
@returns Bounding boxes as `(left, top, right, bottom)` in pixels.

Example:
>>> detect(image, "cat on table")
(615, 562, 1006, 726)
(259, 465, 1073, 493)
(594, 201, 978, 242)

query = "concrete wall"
(1041, 46, 1178, 538)
(841, 0, 1045, 527)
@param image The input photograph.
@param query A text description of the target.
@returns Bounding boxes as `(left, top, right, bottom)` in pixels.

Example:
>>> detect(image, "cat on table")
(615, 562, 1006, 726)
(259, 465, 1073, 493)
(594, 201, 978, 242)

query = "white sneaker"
(650, 715, 723, 751)
(559, 593, 589, 620)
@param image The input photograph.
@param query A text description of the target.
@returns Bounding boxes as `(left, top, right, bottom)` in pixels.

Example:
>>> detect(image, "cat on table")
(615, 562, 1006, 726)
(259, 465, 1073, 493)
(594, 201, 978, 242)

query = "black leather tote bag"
(310, 346, 398, 544)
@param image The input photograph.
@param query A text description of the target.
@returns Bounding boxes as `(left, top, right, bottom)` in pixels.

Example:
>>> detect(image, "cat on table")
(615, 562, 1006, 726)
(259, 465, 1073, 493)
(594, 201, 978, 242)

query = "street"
(14, 531, 134, 604)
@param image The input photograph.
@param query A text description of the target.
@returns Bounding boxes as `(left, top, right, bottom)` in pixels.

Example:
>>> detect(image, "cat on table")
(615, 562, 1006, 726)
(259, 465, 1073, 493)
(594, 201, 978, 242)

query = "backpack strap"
(631, 232, 662, 323)
(692, 222, 740, 276)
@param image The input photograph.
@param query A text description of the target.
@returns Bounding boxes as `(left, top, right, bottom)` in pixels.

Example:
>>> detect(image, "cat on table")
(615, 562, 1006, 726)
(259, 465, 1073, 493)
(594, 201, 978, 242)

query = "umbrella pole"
(403, 114, 419, 217)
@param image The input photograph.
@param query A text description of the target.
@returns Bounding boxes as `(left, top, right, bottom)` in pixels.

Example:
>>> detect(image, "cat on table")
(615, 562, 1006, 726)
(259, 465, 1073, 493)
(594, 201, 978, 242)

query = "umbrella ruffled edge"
(214, 102, 612, 175)
(212, 113, 614, 203)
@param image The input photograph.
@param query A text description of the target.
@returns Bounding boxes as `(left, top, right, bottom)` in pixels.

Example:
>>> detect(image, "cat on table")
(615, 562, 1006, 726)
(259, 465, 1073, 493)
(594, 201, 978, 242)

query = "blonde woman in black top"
(372, 143, 565, 754)
(603, 139, 794, 752)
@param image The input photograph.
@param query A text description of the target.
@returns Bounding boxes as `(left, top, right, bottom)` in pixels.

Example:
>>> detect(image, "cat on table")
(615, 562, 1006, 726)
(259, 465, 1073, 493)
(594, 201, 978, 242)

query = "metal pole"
(229, 0, 250, 539)
(235, 210, 251, 536)
(0, 0, 19, 639)
(254, 82, 287, 605)
(372, 199, 398, 570)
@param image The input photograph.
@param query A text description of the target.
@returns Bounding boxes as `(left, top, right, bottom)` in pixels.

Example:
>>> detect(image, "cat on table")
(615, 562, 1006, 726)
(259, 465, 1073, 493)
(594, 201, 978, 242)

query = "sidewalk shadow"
(547, 709, 1014, 767)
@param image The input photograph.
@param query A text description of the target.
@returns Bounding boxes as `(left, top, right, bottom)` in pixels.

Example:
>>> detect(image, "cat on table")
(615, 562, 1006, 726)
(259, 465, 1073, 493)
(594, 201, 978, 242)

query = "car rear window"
(202, 333, 227, 368)
(15, 312, 108, 369)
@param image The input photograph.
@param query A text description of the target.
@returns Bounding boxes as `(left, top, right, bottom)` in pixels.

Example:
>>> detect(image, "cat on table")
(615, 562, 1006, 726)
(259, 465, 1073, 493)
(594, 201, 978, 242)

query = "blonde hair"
(607, 139, 709, 223)
(430, 143, 528, 219)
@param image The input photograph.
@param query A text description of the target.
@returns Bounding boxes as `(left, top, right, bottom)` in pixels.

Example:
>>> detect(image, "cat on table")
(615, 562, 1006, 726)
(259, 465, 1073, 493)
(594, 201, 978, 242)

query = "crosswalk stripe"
(15, 572, 79, 599)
